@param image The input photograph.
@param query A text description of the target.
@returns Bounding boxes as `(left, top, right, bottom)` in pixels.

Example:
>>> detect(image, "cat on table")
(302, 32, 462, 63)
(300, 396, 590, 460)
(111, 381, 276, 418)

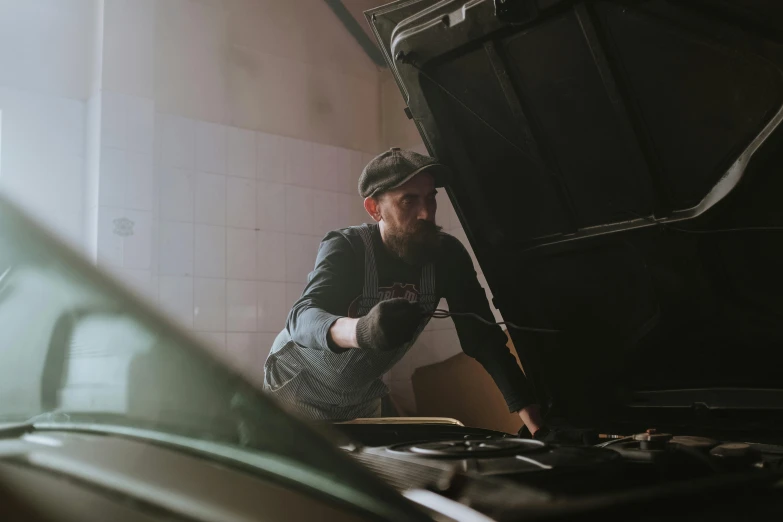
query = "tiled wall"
(96, 100, 377, 385)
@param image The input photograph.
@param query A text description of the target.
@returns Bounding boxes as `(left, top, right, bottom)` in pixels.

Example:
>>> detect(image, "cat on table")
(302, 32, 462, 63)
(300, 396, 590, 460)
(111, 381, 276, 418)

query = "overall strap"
(356, 224, 379, 311)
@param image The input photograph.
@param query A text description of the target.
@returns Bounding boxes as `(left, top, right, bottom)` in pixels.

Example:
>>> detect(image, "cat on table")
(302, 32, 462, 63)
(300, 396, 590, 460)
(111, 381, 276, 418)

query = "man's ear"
(364, 196, 382, 223)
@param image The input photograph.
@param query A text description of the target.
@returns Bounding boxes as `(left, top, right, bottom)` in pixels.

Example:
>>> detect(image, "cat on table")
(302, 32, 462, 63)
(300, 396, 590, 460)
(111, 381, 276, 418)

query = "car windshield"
(0, 196, 420, 520)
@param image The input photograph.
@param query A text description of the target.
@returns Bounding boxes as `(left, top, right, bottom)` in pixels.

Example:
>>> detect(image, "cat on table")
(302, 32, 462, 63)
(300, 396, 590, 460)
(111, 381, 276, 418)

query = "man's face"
(371, 172, 442, 264)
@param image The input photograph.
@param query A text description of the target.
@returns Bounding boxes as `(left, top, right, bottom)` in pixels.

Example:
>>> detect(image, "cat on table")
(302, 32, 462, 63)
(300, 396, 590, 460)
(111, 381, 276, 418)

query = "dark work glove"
(356, 298, 422, 352)
(518, 425, 598, 446)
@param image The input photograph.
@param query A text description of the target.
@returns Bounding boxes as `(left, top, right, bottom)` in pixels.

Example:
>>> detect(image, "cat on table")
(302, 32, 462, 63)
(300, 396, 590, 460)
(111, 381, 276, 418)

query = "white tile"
(285, 282, 306, 313)
(345, 150, 365, 195)
(316, 145, 349, 192)
(257, 181, 286, 232)
(283, 138, 313, 187)
(225, 333, 258, 372)
(159, 221, 194, 276)
(226, 177, 256, 229)
(427, 309, 455, 332)
(285, 234, 319, 283)
(159, 167, 194, 222)
(158, 275, 194, 328)
(195, 121, 227, 174)
(101, 92, 126, 149)
(194, 225, 226, 277)
(257, 230, 286, 282)
(125, 152, 154, 211)
(285, 186, 314, 235)
(257, 281, 287, 333)
(352, 199, 372, 226)
(97, 206, 125, 268)
(122, 210, 153, 270)
(410, 331, 440, 369)
(106, 268, 156, 303)
(311, 144, 341, 191)
(159, 114, 195, 169)
(431, 329, 462, 362)
(435, 191, 452, 231)
(125, 95, 154, 155)
(227, 228, 257, 280)
(99, 148, 126, 208)
(362, 153, 376, 172)
(194, 172, 226, 225)
(257, 132, 286, 183)
(337, 193, 355, 228)
(227, 280, 257, 332)
(196, 331, 227, 352)
(194, 278, 226, 331)
(227, 127, 256, 178)
(311, 190, 341, 237)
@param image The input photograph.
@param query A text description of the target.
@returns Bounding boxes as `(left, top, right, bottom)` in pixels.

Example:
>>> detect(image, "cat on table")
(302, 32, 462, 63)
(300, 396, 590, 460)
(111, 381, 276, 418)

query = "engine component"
(388, 438, 544, 458)
(632, 429, 673, 450)
(669, 436, 718, 451)
(710, 443, 762, 470)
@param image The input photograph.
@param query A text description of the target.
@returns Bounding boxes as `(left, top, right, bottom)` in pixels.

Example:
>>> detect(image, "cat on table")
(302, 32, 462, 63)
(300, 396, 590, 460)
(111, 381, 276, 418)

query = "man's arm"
(442, 237, 543, 433)
(287, 233, 361, 352)
(329, 317, 359, 349)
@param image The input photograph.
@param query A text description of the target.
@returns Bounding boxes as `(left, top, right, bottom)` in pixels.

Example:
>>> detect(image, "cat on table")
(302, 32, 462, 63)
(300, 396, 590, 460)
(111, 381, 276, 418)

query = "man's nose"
(418, 206, 435, 222)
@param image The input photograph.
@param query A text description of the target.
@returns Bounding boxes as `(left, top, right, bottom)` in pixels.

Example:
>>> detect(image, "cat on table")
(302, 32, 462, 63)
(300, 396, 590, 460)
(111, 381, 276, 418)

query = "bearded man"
(263, 148, 545, 436)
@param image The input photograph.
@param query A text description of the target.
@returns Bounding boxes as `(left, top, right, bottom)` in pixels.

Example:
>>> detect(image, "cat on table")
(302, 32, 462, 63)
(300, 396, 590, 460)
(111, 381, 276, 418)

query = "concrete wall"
(152, 0, 382, 152)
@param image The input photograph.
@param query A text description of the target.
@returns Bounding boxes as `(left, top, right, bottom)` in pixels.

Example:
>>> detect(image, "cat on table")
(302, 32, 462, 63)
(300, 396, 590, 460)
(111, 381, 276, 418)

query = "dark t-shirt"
(286, 224, 533, 412)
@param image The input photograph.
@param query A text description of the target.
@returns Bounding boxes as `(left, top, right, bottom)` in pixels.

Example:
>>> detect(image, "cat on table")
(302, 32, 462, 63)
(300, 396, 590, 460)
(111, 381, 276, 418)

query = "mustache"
(409, 220, 442, 236)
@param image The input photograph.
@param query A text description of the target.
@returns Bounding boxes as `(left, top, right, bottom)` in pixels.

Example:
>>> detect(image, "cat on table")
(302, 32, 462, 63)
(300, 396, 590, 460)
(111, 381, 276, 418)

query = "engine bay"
(336, 423, 783, 518)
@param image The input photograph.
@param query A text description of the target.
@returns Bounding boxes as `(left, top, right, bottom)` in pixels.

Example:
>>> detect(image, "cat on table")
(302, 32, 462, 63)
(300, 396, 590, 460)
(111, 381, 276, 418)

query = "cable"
(424, 308, 559, 334)
(626, 210, 783, 234)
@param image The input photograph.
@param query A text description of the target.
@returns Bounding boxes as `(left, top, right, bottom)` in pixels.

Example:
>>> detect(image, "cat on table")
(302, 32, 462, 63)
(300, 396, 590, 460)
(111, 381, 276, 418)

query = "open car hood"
(367, 0, 783, 437)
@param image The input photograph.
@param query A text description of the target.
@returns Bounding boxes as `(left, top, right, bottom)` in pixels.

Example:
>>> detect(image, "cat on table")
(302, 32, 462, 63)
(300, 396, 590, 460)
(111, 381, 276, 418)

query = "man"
(263, 148, 545, 437)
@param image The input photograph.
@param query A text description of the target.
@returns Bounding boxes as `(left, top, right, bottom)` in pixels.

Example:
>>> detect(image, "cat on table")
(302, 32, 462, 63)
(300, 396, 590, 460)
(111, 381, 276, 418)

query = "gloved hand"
(356, 298, 422, 352)
(518, 425, 598, 446)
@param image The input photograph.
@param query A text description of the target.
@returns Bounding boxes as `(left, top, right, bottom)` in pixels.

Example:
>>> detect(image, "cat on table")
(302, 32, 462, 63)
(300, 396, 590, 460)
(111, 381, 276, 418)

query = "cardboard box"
(410, 332, 525, 434)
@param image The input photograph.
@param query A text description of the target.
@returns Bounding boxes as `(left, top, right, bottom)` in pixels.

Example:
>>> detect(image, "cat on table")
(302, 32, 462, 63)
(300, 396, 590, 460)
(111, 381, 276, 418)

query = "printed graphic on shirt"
(347, 282, 420, 318)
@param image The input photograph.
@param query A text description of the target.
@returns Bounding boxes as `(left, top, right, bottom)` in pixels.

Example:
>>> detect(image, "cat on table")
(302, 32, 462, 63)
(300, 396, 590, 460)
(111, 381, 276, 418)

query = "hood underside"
(368, 0, 783, 436)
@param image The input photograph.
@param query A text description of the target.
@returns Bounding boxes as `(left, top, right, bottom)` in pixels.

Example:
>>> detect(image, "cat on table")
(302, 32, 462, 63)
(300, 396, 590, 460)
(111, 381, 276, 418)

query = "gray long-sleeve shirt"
(284, 224, 534, 413)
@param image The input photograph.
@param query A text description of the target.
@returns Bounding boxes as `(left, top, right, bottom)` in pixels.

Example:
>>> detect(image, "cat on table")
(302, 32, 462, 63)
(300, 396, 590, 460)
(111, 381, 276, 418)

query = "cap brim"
(387, 163, 452, 192)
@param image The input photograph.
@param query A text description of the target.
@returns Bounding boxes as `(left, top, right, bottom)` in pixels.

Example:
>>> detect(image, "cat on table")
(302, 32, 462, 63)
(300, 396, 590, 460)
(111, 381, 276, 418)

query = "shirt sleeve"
(443, 237, 536, 413)
(286, 232, 360, 352)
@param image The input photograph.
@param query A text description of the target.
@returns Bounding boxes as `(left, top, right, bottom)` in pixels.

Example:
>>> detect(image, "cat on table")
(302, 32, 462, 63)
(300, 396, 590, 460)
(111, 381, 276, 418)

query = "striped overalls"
(263, 224, 439, 421)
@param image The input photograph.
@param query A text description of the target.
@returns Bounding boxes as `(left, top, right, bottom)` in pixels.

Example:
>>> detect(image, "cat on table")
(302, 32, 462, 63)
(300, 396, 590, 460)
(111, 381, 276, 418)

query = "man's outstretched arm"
(443, 237, 544, 435)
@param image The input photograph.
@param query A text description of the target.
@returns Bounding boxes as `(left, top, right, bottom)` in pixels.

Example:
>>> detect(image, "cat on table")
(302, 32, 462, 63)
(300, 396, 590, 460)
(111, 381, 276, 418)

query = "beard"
(383, 219, 443, 265)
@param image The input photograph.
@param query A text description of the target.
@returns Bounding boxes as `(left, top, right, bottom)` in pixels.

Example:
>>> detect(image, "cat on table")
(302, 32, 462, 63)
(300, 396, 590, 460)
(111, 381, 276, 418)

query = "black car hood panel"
(367, 0, 783, 435)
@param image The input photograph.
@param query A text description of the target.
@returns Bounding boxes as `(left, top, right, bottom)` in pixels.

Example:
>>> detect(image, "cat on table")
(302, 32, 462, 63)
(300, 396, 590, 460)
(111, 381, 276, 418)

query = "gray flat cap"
(358, 147, 451, 198)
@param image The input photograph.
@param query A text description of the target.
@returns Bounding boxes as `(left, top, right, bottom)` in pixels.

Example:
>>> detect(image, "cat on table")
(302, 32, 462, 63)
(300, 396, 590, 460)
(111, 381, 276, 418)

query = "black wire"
(425, 309, 559, 334)
(626, 210, 783, 234)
